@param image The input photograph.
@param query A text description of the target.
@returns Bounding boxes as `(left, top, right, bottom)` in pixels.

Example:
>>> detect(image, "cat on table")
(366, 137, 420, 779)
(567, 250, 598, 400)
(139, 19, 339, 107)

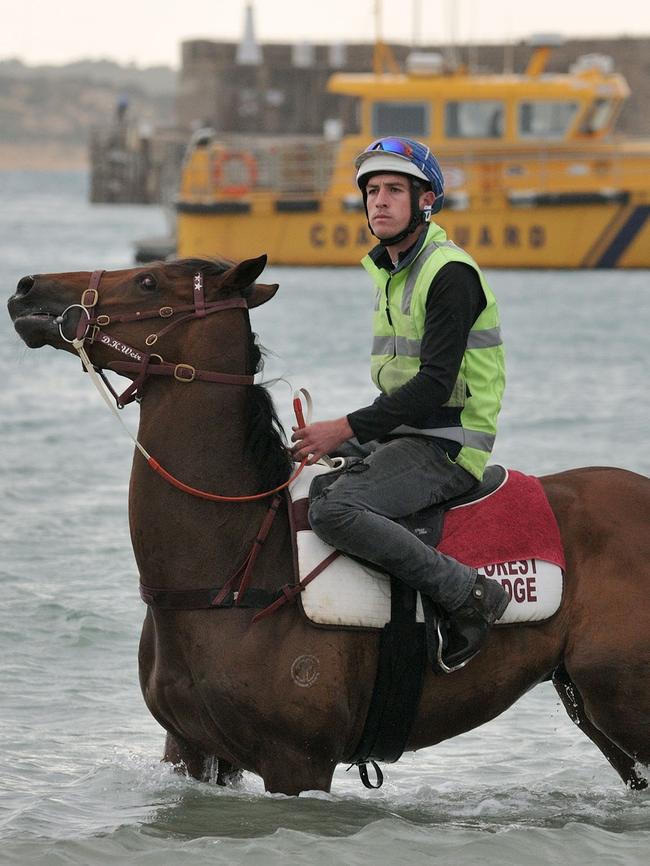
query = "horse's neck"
(129, 379, 272, 589)
(134, 310, 256, 488)
(138, 379, 255, 479)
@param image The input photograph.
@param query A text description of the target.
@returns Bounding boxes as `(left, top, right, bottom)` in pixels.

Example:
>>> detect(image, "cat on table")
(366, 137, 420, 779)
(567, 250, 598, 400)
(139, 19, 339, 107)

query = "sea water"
(1, 170, 649, 865)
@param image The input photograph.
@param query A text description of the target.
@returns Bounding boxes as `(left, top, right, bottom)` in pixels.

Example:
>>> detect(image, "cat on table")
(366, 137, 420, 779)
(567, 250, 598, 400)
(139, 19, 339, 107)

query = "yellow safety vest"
(362, 222, 505, 479)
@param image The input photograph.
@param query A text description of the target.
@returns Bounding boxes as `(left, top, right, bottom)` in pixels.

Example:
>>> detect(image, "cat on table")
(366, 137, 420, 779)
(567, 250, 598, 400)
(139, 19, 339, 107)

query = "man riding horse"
(10, 175, 650, 792)
(292, 136, 509, 666)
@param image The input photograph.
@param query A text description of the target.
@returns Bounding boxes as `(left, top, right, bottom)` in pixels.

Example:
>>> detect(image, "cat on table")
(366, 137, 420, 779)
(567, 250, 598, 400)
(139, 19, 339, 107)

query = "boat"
(175, 36, 650, 268)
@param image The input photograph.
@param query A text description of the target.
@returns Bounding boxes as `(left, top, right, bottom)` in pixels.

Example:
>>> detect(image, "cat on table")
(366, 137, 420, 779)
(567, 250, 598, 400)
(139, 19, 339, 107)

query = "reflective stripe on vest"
(467, 326, 502, 350)
(373, 326, 503, 357)
(372, 335, 421, 357)
(391, 425, 496, 451)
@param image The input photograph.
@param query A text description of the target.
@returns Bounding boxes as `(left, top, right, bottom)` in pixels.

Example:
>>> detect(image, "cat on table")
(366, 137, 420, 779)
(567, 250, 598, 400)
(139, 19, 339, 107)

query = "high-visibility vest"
(361, 221, 505, 479)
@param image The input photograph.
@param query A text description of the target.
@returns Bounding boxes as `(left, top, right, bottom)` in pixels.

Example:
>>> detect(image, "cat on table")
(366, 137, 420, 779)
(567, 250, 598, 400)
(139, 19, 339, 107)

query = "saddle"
(308, 459, 508, 672)
(299, 459, 564, 633)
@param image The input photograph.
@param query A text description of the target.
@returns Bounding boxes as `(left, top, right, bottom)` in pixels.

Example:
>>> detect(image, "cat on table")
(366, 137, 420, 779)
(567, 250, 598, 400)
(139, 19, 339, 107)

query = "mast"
(373, 0, 400, 75)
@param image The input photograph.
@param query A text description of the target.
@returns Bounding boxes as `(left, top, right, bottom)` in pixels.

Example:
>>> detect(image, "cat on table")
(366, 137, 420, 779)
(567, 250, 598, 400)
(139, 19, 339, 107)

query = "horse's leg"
(163, 732, 209, 779)
(258, 750, 337, 795)
(162, 733, 242, 786)
(543, 470, 650, 788)
(215, 759, 243, 787)
(552, 664, 648, 790)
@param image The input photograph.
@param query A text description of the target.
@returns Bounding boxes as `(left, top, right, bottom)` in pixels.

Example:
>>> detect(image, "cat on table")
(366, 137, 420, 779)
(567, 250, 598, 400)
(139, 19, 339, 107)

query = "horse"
(8, 255, 650, 795)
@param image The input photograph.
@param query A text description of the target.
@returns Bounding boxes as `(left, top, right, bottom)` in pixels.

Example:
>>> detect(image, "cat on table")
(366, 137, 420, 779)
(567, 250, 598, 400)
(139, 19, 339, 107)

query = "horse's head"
(8, 255, 278, 370)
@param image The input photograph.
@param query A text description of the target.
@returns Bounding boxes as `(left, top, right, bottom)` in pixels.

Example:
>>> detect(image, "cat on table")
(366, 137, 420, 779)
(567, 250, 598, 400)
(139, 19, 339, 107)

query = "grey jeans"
(308, 436, 477, 611)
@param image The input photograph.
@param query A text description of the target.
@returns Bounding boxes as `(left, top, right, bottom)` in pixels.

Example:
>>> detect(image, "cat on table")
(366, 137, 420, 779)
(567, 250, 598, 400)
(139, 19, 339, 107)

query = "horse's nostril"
(16, 275, 35, 296)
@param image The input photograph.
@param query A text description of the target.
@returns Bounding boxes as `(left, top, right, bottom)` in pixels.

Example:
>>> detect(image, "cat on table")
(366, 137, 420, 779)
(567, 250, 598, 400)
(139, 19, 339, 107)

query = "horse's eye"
(139, 273, 157, 291)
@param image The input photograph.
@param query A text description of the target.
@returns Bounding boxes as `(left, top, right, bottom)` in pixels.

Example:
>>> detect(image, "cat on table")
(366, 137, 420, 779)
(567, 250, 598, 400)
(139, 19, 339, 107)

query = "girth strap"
(348, 578, 427, 783)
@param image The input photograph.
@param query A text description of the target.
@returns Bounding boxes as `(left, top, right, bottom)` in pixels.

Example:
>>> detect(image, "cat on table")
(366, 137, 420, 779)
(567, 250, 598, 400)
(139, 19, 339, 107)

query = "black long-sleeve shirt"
(347, 260, 486, 446)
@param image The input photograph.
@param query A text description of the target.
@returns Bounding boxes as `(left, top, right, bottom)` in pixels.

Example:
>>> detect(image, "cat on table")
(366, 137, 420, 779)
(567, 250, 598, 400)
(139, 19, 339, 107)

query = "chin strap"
(376, 213, 423, 248)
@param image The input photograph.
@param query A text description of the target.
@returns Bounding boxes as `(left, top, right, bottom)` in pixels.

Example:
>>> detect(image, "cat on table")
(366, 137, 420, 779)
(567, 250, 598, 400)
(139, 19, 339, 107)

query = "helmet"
(355, 137, 444, 215)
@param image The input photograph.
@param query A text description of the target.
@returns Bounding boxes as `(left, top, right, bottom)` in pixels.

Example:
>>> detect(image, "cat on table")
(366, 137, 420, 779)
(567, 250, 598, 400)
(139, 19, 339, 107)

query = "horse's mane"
(169, 257, 293, 491)
(245, 340, 293, 491)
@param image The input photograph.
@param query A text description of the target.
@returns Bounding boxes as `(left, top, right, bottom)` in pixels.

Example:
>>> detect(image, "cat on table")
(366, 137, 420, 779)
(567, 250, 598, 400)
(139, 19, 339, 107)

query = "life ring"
(212, 151, 258, 196)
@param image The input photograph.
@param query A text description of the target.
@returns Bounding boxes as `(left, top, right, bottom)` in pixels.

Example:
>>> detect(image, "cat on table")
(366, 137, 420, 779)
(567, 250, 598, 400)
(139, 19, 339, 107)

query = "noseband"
(57, 268, 254, 407)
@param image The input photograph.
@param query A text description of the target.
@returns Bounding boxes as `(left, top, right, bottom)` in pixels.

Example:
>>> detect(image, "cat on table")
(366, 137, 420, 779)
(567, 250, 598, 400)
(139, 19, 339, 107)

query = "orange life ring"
(212, 151, 258, 197)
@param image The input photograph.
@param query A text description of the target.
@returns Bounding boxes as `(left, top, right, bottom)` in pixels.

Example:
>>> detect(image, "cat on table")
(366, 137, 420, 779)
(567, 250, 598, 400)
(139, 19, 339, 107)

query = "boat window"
(372, 102, 430, 137)
(579, 98, 614, 134)
(445, 101, 504, 138)
(518, 101, 578, 139)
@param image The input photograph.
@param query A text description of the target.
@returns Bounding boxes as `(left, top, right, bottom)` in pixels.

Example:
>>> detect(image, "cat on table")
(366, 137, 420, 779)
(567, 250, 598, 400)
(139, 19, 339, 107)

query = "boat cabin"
(328, 47, 628, 149)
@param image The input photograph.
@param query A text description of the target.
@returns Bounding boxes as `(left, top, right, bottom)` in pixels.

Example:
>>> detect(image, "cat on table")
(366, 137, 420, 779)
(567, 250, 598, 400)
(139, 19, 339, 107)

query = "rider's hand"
(291, 417, 353, 465)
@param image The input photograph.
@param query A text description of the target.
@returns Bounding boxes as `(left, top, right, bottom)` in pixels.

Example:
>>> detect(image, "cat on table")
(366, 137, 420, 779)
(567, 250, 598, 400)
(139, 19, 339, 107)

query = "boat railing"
(187, 135, 340, 198)
(181, 133, 650, 205)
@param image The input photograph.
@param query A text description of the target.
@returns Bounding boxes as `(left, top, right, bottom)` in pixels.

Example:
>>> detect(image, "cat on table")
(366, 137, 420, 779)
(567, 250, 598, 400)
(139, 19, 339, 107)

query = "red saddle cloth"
(438, 469, 565, 570)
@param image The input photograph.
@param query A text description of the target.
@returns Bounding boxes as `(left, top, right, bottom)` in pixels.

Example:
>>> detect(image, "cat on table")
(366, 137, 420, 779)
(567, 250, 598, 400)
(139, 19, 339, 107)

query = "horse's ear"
(246, 281, 279, 308)
(219, 254, 268, 294)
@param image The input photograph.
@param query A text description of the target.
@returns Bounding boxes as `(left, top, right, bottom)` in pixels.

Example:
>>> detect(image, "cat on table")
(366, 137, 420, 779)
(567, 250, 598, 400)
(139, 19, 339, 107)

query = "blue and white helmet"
(355, 136, 445, 215)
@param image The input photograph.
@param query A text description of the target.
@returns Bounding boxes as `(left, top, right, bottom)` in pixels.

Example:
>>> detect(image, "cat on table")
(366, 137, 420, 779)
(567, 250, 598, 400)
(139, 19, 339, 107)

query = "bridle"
(56, 268, 307, 503)
(57, 268, 255, 408)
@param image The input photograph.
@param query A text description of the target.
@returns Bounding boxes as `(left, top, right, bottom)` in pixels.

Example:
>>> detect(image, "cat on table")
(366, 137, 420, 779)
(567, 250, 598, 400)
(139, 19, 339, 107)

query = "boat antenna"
(503, 1, 514, 73)
(411, 0, 422, 48)
(443, 0, 459, 70)
(373, 0, 400, 74)
(467, 0, 478, 72)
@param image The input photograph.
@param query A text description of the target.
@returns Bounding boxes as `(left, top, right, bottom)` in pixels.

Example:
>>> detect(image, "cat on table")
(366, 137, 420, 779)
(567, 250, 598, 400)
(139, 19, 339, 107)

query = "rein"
(58, 268, 307, 503)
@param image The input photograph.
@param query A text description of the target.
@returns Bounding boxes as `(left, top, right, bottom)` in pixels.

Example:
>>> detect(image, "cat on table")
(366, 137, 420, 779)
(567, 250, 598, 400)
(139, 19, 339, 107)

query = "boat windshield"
(372, 101, 430, 137)
(518, 101, 579, 140)
(445, 101, 504, 139)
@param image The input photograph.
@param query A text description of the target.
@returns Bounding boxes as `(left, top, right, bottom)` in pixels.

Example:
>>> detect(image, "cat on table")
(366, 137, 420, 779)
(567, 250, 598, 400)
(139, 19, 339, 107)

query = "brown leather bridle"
(58, 267, 307, 503)
(57, 268, 254, 408)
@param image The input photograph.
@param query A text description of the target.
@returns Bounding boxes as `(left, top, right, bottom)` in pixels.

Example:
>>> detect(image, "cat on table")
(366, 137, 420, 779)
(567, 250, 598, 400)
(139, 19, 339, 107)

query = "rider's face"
(365, 173, 413, 240)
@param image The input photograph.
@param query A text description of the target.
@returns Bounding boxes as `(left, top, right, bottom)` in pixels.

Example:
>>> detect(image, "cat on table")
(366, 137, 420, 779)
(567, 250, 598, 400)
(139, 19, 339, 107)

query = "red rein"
(147, 455, 307, 503)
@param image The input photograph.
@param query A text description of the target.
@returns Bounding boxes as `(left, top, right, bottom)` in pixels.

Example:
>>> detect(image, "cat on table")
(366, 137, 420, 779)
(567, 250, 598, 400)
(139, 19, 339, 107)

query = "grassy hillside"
(0, 59, 176, 169)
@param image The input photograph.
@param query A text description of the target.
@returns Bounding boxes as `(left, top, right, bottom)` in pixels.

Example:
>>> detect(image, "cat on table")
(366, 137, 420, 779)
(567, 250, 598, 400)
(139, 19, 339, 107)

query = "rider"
(291, 137, 508, 666)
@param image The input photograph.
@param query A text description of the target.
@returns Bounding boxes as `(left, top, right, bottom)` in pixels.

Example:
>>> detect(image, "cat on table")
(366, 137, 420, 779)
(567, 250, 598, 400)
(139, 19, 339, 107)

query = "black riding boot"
(437, 574, 510, 672)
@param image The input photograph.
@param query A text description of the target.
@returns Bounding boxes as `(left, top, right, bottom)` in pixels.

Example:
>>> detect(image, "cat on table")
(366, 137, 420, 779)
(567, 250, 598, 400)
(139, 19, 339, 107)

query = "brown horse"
(7, 255, 650, 795)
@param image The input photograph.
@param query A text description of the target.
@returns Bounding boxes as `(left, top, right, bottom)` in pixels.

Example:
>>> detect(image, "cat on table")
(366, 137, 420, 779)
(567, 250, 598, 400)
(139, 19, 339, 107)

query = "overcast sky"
(4, 0, 649, 67)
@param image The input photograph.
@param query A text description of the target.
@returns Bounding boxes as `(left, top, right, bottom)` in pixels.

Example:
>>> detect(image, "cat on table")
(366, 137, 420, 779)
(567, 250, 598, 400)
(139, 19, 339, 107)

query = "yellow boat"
(176, 38, 650, 268)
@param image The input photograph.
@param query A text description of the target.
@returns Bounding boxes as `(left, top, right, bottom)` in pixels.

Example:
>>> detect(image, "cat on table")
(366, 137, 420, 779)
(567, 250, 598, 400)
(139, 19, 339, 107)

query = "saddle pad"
(289, 463, 564, 630)
(437, 469, 566, 570)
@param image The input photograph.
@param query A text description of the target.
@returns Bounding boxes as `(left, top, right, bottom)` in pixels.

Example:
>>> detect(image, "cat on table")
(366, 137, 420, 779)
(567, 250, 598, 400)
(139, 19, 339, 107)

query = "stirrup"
(435, 618, 482, 673)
